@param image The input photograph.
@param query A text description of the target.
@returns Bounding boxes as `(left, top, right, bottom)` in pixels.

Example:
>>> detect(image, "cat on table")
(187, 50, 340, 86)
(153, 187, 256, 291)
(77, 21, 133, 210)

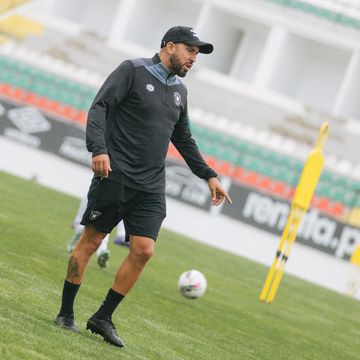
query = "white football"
(178, 270, 207, 299)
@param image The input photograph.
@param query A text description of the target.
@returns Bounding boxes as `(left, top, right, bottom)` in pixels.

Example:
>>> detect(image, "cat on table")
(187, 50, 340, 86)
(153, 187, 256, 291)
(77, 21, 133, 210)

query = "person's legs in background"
(114, 220, 129, 247)
(97, 234, 111, 268)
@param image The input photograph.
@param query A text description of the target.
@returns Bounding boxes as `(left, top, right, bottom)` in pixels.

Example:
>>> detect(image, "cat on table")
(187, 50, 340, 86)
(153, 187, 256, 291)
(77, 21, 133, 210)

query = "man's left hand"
(208, 177, 232, 206)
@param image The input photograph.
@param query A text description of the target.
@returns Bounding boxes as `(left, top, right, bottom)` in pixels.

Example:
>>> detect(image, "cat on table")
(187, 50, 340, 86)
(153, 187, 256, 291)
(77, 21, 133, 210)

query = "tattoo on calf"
(67, 256, 80, 281)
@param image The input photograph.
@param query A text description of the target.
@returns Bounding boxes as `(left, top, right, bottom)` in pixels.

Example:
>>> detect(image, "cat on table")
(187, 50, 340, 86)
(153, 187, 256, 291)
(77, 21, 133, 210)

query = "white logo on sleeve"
(174, 92, 181, 106)
(89, 210, 102, 220)
(146, 84, 155, 92)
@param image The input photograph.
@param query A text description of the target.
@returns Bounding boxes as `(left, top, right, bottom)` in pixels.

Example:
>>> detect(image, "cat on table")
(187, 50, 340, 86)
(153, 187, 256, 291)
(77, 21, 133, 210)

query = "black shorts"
(80, 177, 166, 241)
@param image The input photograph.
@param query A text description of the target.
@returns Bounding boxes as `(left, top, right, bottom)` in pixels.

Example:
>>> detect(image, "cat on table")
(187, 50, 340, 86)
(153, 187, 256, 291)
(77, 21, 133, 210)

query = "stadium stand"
(0, 11, 359, 225)
(1, 45, 359, 220)
(0, 55, 95, 109)
(0, 0, 29, 14)
(267, 0, 360, 30)
(0, 14, 42, 39)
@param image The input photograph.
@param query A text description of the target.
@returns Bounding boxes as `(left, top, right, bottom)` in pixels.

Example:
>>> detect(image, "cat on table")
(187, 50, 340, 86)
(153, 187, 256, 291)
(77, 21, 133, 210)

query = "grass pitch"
(0, 171, 360, 360)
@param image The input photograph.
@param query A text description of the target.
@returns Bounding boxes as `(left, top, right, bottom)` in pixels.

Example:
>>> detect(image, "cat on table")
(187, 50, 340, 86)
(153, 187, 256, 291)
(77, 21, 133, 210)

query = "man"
(55, 26, 232, 348)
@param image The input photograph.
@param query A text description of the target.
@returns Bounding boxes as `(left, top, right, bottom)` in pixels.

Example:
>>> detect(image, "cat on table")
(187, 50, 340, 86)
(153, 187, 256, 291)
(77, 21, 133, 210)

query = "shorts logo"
(174, 92, 181, 106)
(146, 84, 155, 92)
(89, 210, 102, 220)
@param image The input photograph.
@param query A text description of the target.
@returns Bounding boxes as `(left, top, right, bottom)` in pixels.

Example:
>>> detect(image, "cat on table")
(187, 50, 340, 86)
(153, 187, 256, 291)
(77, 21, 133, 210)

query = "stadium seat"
(0, 15, 43, 39)
(171, 122, 350, 217)
(0, 55, 97, 112)
(256, 175, 273, 191)
(0, 0, 30, 14)
(315, 183, 332, 199)
(329, 203, 346, 217)
(313, 197, 330, 212)
(347, 207, 360, 227)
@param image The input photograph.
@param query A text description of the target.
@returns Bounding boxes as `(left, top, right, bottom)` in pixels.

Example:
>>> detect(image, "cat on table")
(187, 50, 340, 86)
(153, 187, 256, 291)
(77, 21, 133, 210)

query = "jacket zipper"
(165, 75, 170, 104)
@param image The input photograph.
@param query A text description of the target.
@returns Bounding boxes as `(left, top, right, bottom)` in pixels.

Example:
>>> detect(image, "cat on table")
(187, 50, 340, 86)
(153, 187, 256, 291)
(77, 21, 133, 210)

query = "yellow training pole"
(259, 206, 304, 302)
(265, 208, 305, 303)
(259, 205, 297, 301)
(259, 122, 329, 303)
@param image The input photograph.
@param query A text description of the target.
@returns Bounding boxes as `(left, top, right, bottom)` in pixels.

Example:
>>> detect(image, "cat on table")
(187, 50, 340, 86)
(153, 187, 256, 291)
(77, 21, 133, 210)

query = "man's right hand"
(92, 154, 112, 178)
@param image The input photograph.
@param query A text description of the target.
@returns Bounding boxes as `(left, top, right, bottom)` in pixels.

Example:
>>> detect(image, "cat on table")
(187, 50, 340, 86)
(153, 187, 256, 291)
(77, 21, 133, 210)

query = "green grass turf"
(0, 171, 360, 359)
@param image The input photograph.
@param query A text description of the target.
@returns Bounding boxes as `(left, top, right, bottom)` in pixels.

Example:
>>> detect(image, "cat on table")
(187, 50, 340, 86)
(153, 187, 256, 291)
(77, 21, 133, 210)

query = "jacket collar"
(145, 54, 179, 85)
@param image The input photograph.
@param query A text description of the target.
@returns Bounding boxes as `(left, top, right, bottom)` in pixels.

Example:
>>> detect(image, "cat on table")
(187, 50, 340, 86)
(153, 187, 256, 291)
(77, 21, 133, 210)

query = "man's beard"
(169, 53, 187, 77)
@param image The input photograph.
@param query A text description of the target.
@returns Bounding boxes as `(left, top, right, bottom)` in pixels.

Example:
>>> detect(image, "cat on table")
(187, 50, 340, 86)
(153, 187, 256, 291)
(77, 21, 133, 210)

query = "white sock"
(116, 221, 126, 239)
(97, 234, 109, 257)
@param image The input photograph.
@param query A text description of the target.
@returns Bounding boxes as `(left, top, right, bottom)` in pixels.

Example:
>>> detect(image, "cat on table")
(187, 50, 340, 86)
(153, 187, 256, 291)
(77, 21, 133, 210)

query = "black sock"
(94, 288, 125, 320)
(58, 279, 80, 317)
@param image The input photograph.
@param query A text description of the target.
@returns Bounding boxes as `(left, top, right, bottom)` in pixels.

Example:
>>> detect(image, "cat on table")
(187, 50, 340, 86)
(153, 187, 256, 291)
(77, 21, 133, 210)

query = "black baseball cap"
(161, 26, 213, 54)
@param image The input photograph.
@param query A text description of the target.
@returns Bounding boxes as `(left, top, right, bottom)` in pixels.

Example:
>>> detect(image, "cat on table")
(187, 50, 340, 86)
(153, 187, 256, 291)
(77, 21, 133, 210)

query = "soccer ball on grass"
(178, 270, 207, 299)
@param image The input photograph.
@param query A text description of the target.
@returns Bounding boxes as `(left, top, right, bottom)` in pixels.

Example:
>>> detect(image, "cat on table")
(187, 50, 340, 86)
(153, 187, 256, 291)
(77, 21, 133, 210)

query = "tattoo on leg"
(67, 256, 80, 281)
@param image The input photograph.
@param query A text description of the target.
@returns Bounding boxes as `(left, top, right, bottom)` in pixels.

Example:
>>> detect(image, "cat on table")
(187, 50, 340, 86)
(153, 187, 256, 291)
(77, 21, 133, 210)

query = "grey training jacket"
(86, 53, 217, 194)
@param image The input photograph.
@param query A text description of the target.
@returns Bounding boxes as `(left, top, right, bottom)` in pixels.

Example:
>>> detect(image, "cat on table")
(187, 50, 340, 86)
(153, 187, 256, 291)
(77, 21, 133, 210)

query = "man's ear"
(166, 42, 176, 54)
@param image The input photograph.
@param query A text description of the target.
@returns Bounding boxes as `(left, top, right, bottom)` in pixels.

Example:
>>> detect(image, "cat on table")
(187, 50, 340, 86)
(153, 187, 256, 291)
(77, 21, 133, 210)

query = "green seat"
(83, 88, 97, 99)
(196, 139, 213, 154)
(216, 147, 238, 163)
(235, 141, 252, 156)
(214, 132, 227, 145)
(342, 190, 358, 207)
(330, 188, 346, 203)
(198, 142, 236, 164)
(249, 160, 270, 176)
(266, 152, 283, 166)
(13, 75, 31, 89)
(0, 68, 12, 81)
(235, 155, 253, 169)
(1, 71, 23, 87)
(281, 155, 301, 172)
(331, 174, 349, 189)
(31, 82, 50, 97)
(315, 182, 332, 198)
(222, 135, 239, 148)
(190, 123, 202, 136)
(349, 180, 360, 192)
(200, 127, 216, 142)
(56, 89, 75, 104)
(270, 166, 295, 185)
(320, 171, 332, 183)
(0, 56, 97, 109)
(69, 95, 85, 109)
(80, 98, 93, 110)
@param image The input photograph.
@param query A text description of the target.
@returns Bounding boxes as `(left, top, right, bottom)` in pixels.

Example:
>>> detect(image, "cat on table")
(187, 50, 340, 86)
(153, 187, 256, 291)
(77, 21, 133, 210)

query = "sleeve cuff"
(92, 149, 108, 157)
(203, 168, 218, 181)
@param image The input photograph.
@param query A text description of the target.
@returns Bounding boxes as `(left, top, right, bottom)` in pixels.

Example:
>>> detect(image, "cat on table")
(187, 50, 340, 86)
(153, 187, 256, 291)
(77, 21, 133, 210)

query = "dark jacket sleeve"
(86, 60, 134, 156)
(171, 100, 217, 181)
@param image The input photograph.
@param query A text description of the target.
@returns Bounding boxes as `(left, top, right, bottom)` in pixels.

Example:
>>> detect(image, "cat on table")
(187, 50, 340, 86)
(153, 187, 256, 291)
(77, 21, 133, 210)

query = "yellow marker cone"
(259, 122, 329, 303)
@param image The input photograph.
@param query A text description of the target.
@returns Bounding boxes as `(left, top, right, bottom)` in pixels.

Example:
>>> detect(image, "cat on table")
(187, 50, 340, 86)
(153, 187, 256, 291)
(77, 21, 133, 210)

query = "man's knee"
(78, 225, 107, 253)
(139, 246, 154, 262)
(130, 236, 155, 264)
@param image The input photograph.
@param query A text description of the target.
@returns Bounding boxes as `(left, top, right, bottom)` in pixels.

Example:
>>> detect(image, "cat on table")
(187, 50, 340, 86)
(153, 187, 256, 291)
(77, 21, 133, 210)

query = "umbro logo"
(89, 210, 102, 221)
(8, 107, 51, 133)
(146, 84, 155, 92)
(190, 28, 199, 39)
